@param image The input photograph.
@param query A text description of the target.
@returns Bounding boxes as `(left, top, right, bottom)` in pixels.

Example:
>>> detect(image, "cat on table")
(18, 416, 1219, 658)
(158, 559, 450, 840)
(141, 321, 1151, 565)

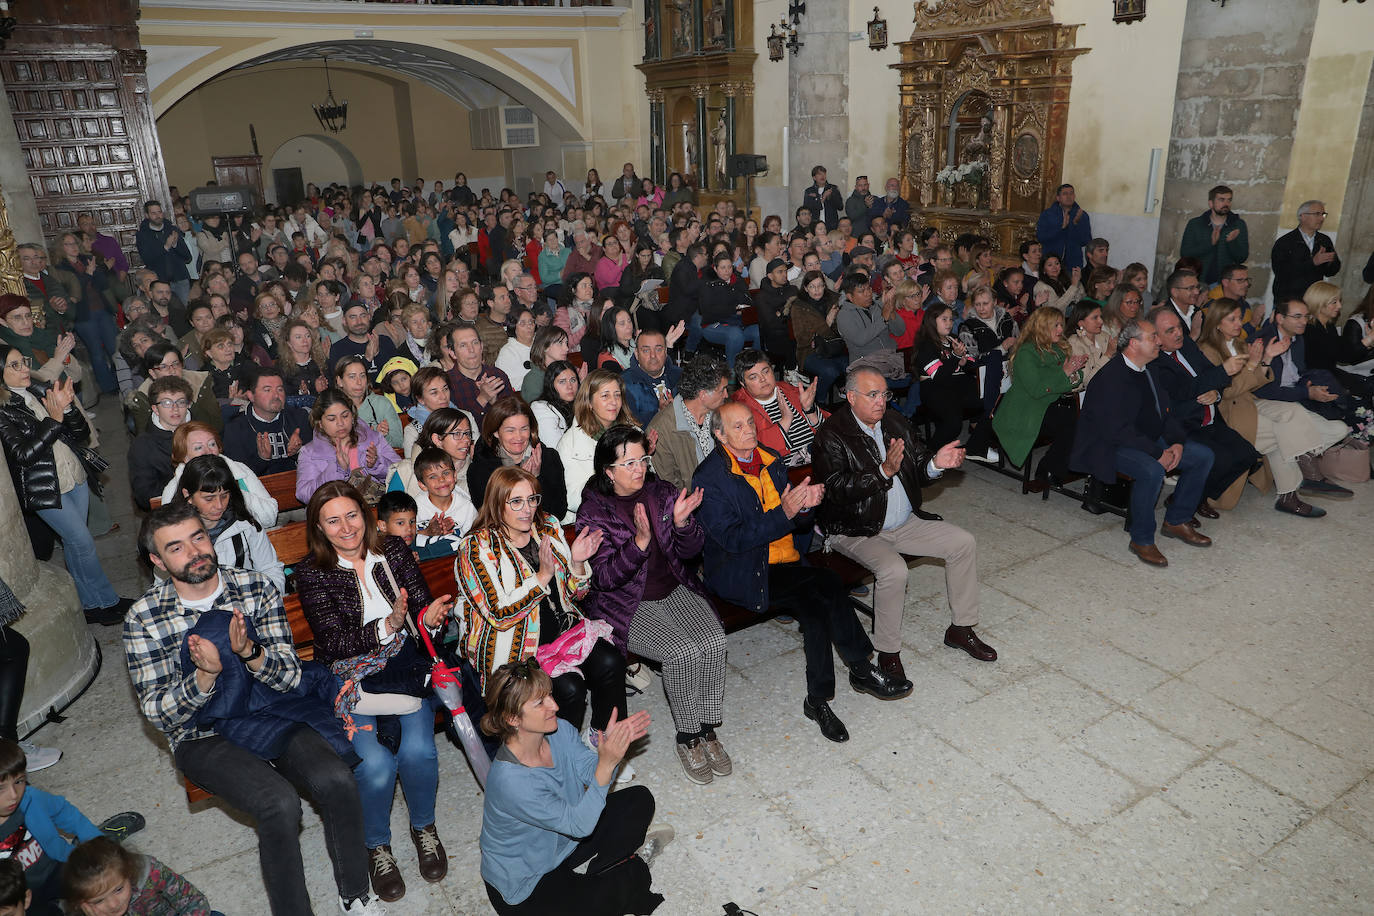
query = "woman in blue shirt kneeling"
(478, 659, 671, 915)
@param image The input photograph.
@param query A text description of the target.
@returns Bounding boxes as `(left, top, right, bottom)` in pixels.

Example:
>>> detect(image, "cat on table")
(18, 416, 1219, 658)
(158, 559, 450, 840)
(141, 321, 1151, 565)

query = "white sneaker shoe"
(339, 894, 387, 915)
(966, 447, 1000, 464)
(582, 725, 638, 789)
(625, 662, 653, 692)
(19, 742, 60, 772)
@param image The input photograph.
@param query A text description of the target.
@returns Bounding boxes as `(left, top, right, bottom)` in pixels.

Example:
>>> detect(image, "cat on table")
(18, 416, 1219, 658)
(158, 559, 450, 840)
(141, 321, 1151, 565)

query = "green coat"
(991, 344, 1079, 466)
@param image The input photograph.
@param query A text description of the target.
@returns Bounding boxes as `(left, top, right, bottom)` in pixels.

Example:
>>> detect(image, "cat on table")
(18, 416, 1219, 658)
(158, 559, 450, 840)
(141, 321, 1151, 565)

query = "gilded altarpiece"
(636, 0, 755, 207)
(892, 0, 1086, 255)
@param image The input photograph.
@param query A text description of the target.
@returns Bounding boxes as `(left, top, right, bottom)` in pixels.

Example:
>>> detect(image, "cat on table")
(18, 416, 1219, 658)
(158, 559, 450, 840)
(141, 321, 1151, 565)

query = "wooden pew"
(149, 469, 304, 515)
(266, 522, 310, 569)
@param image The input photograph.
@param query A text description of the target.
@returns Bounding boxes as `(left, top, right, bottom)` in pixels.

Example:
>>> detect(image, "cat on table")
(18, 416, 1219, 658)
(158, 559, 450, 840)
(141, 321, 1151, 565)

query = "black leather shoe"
(849, 662, 913, 700)
(943, 625, 998, 662)
(803, 697, 849, 743)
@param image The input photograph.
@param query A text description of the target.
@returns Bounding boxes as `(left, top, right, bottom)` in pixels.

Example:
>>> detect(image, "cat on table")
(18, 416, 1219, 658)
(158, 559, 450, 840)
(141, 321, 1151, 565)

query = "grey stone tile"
(1271, 692, 1374, 767)
(1071, 710, 1205, 787)
(1164, 759, 1312, 858)
(1003, 743, 1138, 826)
(1129, 678, 1264, 751)
(1221, 725, 1367, 809)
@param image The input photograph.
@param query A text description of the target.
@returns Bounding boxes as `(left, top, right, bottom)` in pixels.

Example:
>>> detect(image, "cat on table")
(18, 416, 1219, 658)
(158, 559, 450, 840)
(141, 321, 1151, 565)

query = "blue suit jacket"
(1254, 327, 1307, 402)
(621, 356, 681, 426)
(1148, 338, 1231, 430)
(1071, 353, 1186, 482)
(1035, 203, 1092, 270)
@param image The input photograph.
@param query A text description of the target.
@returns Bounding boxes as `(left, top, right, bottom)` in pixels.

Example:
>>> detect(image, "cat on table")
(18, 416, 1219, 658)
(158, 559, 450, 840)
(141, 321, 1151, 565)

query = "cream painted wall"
(1057, 0, 1188, 275)
(1280, 0, 1374, 234)
(157, 62, 508, 194)
(845, 2, 902, 192)
(268, 135, 358, 193)
(750, 0, 792, 220)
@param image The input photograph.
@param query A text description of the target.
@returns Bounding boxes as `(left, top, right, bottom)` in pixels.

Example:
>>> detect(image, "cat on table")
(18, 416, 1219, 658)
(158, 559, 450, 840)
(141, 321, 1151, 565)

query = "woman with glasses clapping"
(456, 467, 630, 771)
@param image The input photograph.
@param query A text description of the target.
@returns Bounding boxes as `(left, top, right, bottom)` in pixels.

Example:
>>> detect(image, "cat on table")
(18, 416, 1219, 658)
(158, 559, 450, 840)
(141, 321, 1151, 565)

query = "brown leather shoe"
(368, 845, 405, 902)
(1129, 542, 1168, 567)
(877, 651, 908, 682)
(410, 824, 448, 883)
(943, 626, 997, 662)
(1161, 522, 1212, 547)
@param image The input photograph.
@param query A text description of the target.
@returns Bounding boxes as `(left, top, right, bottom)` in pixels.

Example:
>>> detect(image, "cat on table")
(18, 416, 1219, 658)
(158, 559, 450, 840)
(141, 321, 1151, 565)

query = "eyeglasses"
(1177, 285, 1200, 292)
(439, 429, 473, 441)
(608, 455, 653, 471)
(856, 389, 893, 401)
(1302, 211, 1328, 218)
(1284, 313, 1310, 322)
(4, 359, 31, 371)
(154, 399, 190, 409)
(506, 494, 542, 510)
(4, 312, 32, 323)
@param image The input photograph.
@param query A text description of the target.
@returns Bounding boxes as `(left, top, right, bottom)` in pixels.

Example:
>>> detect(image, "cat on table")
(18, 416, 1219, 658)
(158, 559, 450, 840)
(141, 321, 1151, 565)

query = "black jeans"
(175, 726, 370, 916)
(486, 785, 662, 916)
(0, 627, 30, 741)
(767, 563, 874, 700)
(551, 639, 627, 733)
(1033, 396, 1079, 480)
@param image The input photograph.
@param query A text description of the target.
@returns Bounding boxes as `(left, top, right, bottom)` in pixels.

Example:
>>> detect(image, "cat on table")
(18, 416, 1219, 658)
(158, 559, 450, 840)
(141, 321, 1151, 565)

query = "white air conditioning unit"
(470, 106, 539, 150)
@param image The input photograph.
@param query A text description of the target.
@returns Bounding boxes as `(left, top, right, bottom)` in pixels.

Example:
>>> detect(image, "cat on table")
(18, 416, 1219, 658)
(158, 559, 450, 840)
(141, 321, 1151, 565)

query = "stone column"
(787, 3, 849, 212)
(0, 185, 99, 737)
(0, 83, 41, 246)
(1154, 0, 1319, 299)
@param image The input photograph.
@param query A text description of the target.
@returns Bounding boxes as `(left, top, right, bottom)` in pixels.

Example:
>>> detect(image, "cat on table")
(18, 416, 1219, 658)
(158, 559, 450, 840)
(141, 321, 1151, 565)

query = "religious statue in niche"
(710, 110, 729, 188)
(705, 0, 727, 49)
(959, 112, 993, 168)
(644, 0, 659, 60)
(945, 94, 992, 210)
(670, 0, 695, 55)
(682, 121, 699, 180)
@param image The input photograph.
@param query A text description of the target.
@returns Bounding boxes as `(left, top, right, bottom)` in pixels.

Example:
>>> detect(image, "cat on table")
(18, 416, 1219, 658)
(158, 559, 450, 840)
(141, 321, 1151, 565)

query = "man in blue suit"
(1036, 184, 1092, 271)
(1070, 319, 1215, 567)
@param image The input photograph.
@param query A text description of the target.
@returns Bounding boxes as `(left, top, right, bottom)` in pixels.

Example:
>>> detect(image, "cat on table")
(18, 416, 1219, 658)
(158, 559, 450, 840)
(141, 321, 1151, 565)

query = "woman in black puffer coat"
(0, 343, 131, 623)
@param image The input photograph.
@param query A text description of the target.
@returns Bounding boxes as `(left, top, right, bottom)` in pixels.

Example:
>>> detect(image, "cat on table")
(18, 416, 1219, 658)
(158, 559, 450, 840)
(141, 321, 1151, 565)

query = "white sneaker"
(783, 369, 809, 387)
(625, 662, 652, 692)
(612, 758, 637, 789)
(966, 447, 1000, 464)
(19, 742, 60, 772)
(339, 894, 387, 915)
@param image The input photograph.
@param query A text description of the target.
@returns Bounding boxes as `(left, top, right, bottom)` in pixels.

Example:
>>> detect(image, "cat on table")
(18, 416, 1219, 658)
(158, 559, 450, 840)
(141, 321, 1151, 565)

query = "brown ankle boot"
(877, 651, 907, 682)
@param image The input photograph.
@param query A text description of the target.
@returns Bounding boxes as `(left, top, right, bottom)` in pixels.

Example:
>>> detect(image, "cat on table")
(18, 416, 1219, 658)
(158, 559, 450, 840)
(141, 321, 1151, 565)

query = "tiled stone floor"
(27, 398, 1374, 914)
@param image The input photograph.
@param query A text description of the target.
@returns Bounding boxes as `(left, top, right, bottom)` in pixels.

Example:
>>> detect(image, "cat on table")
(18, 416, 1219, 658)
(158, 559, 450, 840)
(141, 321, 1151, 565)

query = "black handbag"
(813, 333, 846, 360)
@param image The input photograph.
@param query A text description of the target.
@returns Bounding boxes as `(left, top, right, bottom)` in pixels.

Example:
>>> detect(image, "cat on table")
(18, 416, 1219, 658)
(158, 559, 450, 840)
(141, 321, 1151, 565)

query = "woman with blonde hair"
(1198, 298, 1344, 515)
(1100, 282, 1145, 341)
(556, 370, 636, 519)
(1302, 280, 1374, 400)
(991, 306, 1088, 489)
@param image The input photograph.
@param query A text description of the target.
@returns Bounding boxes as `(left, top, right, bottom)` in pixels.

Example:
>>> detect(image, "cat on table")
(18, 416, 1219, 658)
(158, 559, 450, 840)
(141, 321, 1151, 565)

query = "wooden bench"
(267, 522, 310, 569)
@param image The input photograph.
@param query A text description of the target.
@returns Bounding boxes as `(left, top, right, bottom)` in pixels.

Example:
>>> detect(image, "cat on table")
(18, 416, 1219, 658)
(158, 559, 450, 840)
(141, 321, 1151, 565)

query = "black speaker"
(727, 154, 768, 178)
(188, 185, 258, 216)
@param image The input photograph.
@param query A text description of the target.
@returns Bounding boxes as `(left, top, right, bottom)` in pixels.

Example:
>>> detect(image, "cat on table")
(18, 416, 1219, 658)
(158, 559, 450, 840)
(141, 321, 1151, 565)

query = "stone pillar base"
(11, 562, 99, 739)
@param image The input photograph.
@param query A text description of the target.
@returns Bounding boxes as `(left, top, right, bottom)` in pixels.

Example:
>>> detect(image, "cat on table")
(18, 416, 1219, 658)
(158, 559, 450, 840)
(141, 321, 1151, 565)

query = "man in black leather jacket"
(813, 367, 997, 683)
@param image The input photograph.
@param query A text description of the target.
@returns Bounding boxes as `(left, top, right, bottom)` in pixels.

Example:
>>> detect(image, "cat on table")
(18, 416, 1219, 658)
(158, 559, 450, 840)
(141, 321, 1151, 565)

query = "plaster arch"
(150, 38, 586, 143)
(269, 134, 365, 196)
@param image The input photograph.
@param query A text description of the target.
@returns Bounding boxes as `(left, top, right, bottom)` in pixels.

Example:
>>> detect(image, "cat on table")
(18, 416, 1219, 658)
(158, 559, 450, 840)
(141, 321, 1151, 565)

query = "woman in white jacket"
(556, 369, 637, 521)
(174, 454, 285, 595)
(159, 421, 278, 527)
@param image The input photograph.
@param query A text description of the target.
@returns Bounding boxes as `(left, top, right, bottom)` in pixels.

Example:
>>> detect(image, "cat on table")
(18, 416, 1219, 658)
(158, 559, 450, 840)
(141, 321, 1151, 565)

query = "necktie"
(1143, 368, 1163, 419)
(1170, 352, 1214, 425)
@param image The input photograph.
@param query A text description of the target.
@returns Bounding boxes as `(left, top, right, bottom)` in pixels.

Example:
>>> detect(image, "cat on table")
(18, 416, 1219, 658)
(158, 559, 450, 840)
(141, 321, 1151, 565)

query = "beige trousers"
(828, 515, 979, 654)
(1254, 399, 1349, 495)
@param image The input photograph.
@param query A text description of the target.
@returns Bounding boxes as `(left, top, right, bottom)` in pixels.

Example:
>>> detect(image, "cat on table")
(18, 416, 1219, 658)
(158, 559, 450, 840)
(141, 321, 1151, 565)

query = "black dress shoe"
(803, 697, 849, 743)
(1196, 502, 1220, 520)
(849, 662, 913, 700)
(943, 625, 998, 662)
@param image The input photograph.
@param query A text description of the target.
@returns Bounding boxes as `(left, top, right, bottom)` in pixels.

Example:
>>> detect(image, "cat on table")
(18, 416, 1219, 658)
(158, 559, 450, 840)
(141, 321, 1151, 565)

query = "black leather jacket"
(812, 405, 936, 538)
(0, 385, 92, 512)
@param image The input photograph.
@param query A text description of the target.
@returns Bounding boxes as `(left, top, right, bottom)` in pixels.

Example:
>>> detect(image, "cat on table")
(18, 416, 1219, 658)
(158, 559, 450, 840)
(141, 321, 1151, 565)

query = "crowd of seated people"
(0, 163, 1369, 916)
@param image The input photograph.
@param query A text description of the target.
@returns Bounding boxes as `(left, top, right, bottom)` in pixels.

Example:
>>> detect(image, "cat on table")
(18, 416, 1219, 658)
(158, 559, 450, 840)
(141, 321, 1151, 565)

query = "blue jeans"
(74, 311, 118, 394)
(803, 353, 848, 404)
(349, 697, 439, 848)
(1113, 439, 1215, 546)
(700, 322, 760, 370)
(36, 483, 118, 610)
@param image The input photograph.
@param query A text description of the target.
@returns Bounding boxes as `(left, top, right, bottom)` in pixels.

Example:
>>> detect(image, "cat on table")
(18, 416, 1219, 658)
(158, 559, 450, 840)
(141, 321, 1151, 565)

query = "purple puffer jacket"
(295, 420, 398, 505)
(575, 478, 707, 653)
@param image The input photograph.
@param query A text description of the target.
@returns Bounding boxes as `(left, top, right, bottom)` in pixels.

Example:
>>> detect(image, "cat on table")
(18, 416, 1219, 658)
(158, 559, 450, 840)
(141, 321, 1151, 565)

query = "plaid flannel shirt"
(122, 567, 302, 751)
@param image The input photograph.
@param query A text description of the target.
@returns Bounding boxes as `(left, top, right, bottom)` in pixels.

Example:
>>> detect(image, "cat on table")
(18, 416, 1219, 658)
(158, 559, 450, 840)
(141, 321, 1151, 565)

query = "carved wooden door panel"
(2, 52, 146, 254)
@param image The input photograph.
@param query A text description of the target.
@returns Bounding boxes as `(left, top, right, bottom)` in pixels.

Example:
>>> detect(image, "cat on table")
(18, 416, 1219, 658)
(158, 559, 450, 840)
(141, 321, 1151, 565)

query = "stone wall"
(786, 2, 848, 212)
(1153, 0, 1319, 300)
(1336, 64, 1374, 308)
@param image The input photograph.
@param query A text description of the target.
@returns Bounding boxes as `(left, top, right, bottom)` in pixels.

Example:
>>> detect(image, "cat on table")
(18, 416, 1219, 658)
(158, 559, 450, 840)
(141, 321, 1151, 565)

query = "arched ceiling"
(232, 41, 511, 113)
